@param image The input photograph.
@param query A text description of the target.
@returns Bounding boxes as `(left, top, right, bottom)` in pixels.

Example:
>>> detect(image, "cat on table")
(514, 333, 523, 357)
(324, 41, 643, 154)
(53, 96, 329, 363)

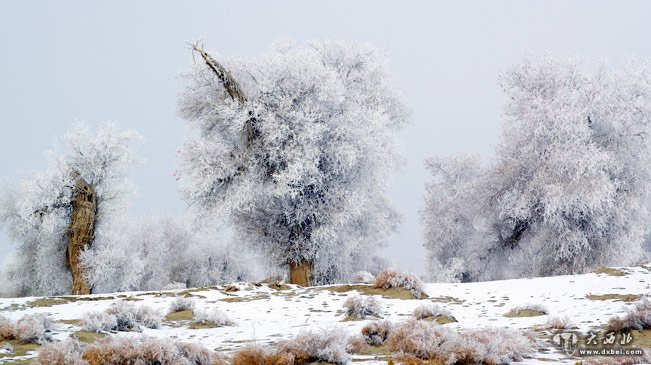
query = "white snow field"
(2, 265, 651, 364)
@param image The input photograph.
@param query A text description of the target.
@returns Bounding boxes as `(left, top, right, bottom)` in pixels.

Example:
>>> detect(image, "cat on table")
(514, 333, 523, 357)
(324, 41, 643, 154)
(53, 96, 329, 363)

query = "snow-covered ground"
(2, 265, 651, 364)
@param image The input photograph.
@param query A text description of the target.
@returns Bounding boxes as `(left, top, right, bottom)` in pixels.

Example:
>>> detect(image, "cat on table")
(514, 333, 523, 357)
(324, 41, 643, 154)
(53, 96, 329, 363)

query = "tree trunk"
(289, 260, 314, 287)
(67, 177, 97, 295)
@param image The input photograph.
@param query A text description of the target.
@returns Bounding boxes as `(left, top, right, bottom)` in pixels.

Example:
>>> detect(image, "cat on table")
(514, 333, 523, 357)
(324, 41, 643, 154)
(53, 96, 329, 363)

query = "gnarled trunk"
(67, 177, 97, 295)
(289, 259, 314, 287)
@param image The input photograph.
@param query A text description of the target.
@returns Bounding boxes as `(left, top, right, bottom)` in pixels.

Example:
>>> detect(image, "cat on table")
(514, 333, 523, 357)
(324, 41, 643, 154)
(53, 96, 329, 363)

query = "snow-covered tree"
(177, 39, 409, 285)
(81, 215, 262, 292)
(423, 56, 651, 281)
(0, 122, 139, 296)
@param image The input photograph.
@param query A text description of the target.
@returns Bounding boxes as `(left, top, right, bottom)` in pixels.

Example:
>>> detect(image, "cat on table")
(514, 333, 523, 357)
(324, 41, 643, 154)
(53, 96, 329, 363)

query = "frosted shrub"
(15, 314, 54, 344)
(454, 327, 536, 364)
(83, 302, 162, 332)
(276, 327, 351, 365)
(106, 302, 162, 330)
(373, 269, 424, 299)
(81, 312, 118, 333)
(386, 319, 453, 360)
(192, 308, 234, 328)
(545, 315, 576, 329)
(361, 320, 393, 345)
(82, 336, 220, 365)
(607, 297, 651, 332)
(169, 296, 195, 313)
(387, 319, 535, 363)
(412, 303, 454, 321)
(35, 339, 86, 365)
(343, 295, 383, 319)
(352, 271, 374, 284)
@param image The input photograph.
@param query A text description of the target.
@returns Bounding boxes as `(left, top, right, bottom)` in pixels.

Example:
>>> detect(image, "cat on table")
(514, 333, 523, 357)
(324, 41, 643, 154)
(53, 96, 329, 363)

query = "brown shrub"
(545, 315, 576, 329)
(231, 344, 272, 365)
(361, 320, 393, 345)
(0, 315, 15, 341)
(607, 297, 651, 332)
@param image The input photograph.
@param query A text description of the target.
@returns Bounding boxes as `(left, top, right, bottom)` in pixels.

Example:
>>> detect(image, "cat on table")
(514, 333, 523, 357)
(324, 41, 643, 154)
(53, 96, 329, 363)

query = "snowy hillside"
(2, 266, 651, 364)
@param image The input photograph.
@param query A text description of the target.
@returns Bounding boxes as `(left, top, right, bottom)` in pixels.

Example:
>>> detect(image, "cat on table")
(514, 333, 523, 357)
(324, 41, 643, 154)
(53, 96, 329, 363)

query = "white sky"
(1, 1, 650, 273)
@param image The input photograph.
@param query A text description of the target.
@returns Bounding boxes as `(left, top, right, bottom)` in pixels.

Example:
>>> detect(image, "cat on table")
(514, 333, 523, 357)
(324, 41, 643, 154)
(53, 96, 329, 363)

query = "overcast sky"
(1, 1, 650, 274)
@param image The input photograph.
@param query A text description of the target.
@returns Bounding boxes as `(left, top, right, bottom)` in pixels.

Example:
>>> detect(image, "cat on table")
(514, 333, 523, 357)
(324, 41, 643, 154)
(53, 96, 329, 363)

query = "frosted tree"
(82, 215, 262, 292)
(424, 56, 651, 281)
(0, 122, 139, 295)
(177, 39, 409, 285)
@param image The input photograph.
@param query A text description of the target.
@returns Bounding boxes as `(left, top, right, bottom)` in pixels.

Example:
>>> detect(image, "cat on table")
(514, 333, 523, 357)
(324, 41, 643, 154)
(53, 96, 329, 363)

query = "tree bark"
(289, 259, 314, 287)
(67, 177, 97, 295)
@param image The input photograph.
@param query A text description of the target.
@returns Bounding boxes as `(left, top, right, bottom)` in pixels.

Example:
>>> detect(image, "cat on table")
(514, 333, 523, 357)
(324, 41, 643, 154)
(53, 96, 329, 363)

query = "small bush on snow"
(81, 312, 118, 333)
(505, 303, 549, 317)
(361, 320, 393, 345)
(276, 327, 351, 365)
(607, 297, 651, 332)
(82, 302, 162, 332)
(373, 269, 424, 299)
(343, 295, 383, 319)
(412, 303, 454, 321)
(386, 319, 535, 363)
(192, 308, 234, 328)
(169, 296, 195, 313)
(545, 315, 576, 329)
(35, 339, 87, 365)
(14, 314, 54, 344)
(352, 271, 375, 284)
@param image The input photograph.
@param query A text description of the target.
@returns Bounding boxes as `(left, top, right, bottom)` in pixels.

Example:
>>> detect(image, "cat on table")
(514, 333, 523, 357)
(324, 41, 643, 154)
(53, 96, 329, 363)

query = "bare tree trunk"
(67, 177, 97, 295)
(289, 259, 314, 287)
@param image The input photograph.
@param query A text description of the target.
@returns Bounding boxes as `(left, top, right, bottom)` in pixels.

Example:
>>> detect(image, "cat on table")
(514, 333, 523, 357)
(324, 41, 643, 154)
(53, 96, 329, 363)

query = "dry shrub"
(412, 303, 454, 321)
(346, 336, 368, 354)
(14, 313, 54, 344)
(192, 308, 234, 328)
(361, 320, 393, 345)
(231, 343, 273, 365)
(81, 336, 221, 365)
(373, 269, 424, 299)
(170, 296, 195, 313)
(545, 315, 576, 329)
(0, 315, 15, 340)
(276, 327, 351, 365)
(35, 339, 87, 365)
(343, 295, 383, 319)
(386, 319, 535, 364)
(607, 297, 651, 332)
(82, 302, 163, 332)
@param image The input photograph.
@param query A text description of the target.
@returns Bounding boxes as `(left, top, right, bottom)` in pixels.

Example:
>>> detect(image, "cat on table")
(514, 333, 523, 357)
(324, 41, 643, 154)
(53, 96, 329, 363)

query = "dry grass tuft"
(504, 303, 548, 317)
